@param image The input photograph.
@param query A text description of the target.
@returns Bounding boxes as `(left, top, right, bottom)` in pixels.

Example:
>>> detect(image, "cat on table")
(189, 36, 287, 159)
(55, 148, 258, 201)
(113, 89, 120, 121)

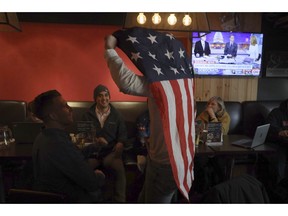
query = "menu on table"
(206, 122, 223, 146)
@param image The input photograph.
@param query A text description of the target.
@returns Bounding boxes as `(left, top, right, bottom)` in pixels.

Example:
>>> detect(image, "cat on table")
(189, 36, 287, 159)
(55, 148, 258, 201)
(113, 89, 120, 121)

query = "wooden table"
(0, 142, 33, 203)
(0, 142, 33, 160)
(207, 135, 276, 155)
(195, 141, 215, 155)
(204, 135, 277, 179)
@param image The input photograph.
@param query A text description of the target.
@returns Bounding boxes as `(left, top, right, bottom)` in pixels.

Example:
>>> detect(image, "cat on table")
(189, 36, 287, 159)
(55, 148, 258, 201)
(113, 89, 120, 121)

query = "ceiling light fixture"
(167, 14, 177, 26)
(137, 13, 146, 25)
(124, 13, 210, 32)
(182, 14, 192, 26)
(152, 13, 161, 25)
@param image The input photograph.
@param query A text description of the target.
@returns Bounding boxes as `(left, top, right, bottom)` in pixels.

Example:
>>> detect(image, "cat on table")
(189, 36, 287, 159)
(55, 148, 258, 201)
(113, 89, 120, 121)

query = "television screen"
(191, 31, 264, 77)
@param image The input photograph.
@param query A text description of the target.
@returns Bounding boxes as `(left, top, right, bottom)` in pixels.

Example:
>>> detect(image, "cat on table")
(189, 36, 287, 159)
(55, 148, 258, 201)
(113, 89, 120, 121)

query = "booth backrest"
(60, 101, 281, 137)
(67, 101, 93, 123)
(241, 101, 281, 137)
(196, 101, 242, 135)
(0, 100, 27, 128)
(0, 100, 282, 139)
(67, 101, 148, 138)
(110, 102, 148, 138)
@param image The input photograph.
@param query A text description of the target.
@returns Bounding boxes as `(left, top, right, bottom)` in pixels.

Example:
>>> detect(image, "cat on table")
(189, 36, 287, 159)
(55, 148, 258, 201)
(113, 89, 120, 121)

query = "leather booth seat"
(197, 100, 281, 136)
(0, 99, 281, 141)
(67, 101, 148, 139)
(0, 100, 27, 129)
(241, 101, 281, 137)
(196, 101, 243, 135)
(68, 100, 282, 139)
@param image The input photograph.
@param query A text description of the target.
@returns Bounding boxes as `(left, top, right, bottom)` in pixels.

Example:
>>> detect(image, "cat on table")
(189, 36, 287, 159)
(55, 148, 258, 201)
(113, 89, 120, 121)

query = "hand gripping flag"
(113, 27, 195, 201)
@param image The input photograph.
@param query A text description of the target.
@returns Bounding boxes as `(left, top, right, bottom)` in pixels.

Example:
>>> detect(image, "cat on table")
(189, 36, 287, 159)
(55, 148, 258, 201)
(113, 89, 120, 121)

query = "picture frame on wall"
(266, 51, 288, 77)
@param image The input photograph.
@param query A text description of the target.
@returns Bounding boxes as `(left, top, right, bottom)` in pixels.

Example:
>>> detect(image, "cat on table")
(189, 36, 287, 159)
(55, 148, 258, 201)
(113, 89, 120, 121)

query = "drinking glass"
(0, 125, 13, 149)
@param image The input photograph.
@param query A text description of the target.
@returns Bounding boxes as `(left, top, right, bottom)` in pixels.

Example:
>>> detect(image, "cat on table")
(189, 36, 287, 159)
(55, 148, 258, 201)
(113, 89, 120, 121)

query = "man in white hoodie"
(104, 35, 178, 203)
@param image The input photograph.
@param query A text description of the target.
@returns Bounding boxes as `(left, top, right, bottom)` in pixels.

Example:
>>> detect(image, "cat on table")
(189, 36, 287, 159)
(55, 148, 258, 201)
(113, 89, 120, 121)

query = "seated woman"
(196, 96, 231, 135)
(192, 96, 231, 194)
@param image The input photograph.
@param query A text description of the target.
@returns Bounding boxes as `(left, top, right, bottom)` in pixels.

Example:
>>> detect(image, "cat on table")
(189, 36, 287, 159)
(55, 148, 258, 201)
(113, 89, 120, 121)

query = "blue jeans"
(103, 151, 126, 202)
(138, 157, 177, 203)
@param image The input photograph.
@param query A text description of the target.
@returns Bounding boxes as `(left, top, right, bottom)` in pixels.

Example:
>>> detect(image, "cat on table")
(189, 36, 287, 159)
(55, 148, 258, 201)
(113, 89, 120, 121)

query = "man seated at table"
(82, 84, 127, 203)
(32, 89, 105, 203)
(267, 98, 288, 182)
(193, 96, 231, 194)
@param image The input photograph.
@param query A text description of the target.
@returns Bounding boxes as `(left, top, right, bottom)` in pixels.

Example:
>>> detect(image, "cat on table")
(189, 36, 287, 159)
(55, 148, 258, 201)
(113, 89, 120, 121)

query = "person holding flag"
(104, 27, 195, 203)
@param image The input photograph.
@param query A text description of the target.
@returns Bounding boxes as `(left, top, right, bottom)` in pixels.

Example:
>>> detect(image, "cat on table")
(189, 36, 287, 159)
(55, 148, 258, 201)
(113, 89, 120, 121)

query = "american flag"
(113, 27, 195, 201)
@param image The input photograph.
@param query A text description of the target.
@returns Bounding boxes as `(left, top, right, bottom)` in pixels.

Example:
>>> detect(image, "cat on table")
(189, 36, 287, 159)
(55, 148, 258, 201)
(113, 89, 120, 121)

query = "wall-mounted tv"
(191, 31, 264, 77)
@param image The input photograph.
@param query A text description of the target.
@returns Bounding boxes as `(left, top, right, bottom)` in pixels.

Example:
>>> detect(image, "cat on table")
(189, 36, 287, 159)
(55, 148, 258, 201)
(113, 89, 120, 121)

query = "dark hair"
(93, 84, 110, 100)
(27, 101, 34, 112)
(279, 99, 288, 112)
(33, 90, 61, 121)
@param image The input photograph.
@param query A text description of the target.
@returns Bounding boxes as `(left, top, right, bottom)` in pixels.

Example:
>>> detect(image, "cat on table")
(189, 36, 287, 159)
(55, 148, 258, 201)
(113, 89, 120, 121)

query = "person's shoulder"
(271, 106, 281, 112)
(224, 110, 231, 118)
(109, 104, 124, 117)
(34, 128, 70, 151)
(268, 107, 283, 116)
(89, 103, 96, 109)
(109, 103, 117, 111)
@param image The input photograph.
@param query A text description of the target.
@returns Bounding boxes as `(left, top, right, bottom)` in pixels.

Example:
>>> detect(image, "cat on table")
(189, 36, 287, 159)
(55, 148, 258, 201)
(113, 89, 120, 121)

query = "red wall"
(0, 22, 145, 102)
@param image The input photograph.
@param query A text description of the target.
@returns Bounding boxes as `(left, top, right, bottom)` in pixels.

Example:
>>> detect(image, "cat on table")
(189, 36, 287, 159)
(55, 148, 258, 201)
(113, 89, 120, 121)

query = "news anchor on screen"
(224, 35, 238, 58)
(194, 33, 211, 57)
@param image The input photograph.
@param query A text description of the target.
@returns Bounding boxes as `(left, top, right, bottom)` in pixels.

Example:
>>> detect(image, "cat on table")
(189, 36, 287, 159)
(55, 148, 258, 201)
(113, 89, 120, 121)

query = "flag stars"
(166, 33, 175, 40)
(126, 35, 139, 44)
(170, 66, 180, 75)
(165, 50, 174, 60)
(189, 64, 194, 73)
(153, 65, 164, 76)
(130, 52, 143, 62)
(180, 65, 186, 73)
(179, 48, 185, 58)
(148, 52, 158, 61)
(147, 34, 157, 44)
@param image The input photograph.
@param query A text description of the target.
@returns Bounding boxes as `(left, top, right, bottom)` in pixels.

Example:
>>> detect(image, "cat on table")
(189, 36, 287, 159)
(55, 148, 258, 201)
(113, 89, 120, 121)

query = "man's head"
(200, 33, 206, 41)
(33, 90, 73, 126)
(229, 35, 235, 43)
(207, 96, 226, 114)
(93, 85, 110, 109)
(279, 99, 288, 112)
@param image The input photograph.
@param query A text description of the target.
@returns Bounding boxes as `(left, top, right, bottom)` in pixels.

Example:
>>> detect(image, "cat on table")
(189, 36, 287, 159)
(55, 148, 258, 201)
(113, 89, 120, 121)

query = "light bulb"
(137, 13, 146, 25)
(152, 13, 161, 25)
(183, 14, 192, 26)
(167, 14, 177, 26)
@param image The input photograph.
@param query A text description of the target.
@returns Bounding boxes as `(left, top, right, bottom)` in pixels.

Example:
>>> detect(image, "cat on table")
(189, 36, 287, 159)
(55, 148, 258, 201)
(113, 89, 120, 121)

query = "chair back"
(6, 189, 67, 203)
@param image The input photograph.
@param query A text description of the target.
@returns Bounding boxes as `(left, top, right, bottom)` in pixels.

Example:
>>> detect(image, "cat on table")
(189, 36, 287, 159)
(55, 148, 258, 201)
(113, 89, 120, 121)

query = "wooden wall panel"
(194, 77, 258, 102)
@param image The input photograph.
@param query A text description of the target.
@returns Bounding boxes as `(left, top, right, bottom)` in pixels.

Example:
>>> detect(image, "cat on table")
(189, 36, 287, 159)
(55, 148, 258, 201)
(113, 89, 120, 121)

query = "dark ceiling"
(16, 12, 288, 33)
(17, 12, 126, 26)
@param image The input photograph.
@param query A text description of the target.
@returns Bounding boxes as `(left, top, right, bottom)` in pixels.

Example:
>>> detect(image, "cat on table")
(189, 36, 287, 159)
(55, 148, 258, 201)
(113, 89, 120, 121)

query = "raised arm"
(104, 35, 150, 97)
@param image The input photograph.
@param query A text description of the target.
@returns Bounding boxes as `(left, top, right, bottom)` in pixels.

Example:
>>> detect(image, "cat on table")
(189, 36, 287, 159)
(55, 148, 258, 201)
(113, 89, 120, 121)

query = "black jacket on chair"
(201, 174, 270, 203)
